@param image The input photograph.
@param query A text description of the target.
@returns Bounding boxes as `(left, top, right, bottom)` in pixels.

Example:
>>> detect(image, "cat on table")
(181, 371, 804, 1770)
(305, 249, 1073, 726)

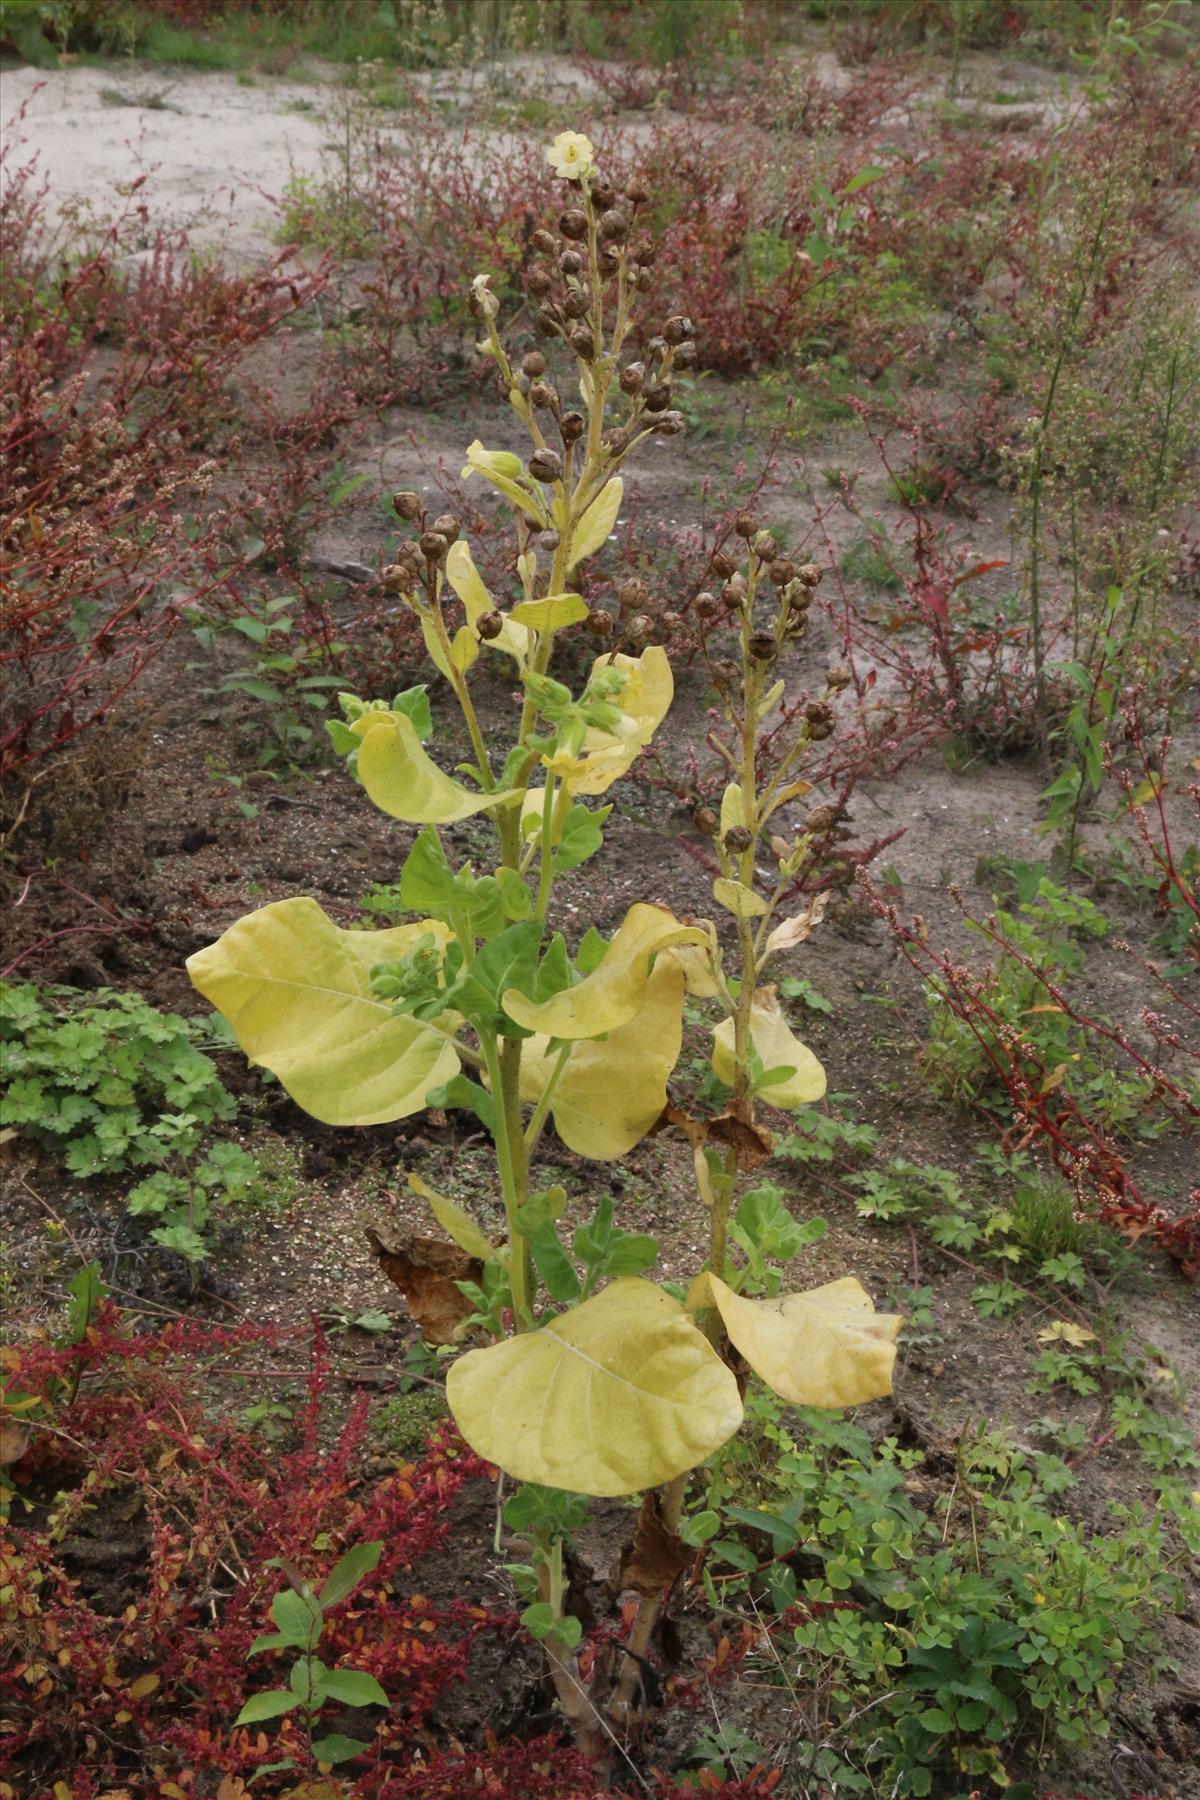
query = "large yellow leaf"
(549, 646, 674, 797)
(567, 477, 623, 571)
(519, 956, 685, 1158)
(712, 986, 826, 1107)
(351, 711, 516, 824)
(503, 902, 705, 1040)
(511, 594, 589, 631)
(692, 1272, 901, 1409)
(408, 1173, 497, 1262)
(446, 1278, 742, 1495)
(186, 899, 459, 1126)
(421, 615, 479, 679)
(444, 541, 530, 664)
(461, 440, 546, 525)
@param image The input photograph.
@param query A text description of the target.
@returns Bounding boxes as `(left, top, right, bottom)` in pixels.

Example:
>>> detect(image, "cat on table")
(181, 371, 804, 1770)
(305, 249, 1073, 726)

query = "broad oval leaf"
(569, 645, 673, 797)
(712, 987, 826, 1107)
(713, 877, 768, 919)
(511, 593, 589, 632)
(503, 902, 705, 1040)
(519, 955, 686, 1158)
(567, 477, 623, 570)
(187, 899, 460, 1126)
(446, 1277, 742, 1496)
(352, 710, 516, 824)
(693, 1272, 901, 1409)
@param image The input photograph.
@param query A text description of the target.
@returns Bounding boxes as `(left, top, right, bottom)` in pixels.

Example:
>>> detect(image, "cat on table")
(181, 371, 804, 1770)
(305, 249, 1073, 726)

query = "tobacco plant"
(187, 132, 899, 1754)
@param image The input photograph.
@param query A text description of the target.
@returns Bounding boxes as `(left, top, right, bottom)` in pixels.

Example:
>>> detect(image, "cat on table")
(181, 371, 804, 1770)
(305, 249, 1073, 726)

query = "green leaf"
(391, 684, 432, 739)
(574, 927, 609, 975)
(64, 1262, 106, 1345)
(425, 1073, 496, 1133)
(918, 1706, 954, 1735)
(843, 164, 887, 195)
(247, 1631, 295, 1657)
(310, 1732, 370, 1763)
(447, 920, 542, 1033)
(271, 1586, 322, 1646)
(314, 1667, 389, 1708)
(553, 803, 609, 873)
(527, 1221, 583, 1302)
(318, 1541, 383, 1609)
(235, 1688, 300, 1724)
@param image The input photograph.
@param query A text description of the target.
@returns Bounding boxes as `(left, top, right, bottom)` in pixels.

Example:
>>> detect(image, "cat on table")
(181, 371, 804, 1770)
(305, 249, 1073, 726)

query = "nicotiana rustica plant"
(187, 127, 900, 1759)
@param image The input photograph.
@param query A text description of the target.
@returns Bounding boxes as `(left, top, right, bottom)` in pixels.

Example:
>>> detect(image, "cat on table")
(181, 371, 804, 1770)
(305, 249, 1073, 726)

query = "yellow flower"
(546, 130, 594, 181)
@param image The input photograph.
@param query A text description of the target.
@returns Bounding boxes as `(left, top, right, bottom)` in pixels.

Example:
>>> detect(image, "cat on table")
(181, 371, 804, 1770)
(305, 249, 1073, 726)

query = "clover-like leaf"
(567, 477, 623, 570)
(446, 1277, 742, 1496)
(351, 711, 516, 824)
(503, 902, 705, 1040)
(692, 1272, 902, 1408)
(519, 955, 686, 1159)
(711, 987, 826, 1107)
(187, 900, 460, 1126)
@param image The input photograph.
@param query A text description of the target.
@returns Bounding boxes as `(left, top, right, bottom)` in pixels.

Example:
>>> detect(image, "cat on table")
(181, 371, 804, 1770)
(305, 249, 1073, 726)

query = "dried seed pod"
(752, 531, 779, 561)
(598, 246, 621, 277)
(599, 208, 629, 243)
(630, 236, 656, 265)
(711, 551, 736, 579)
(797, 562, 823, 587)
(559, 208, 588, 241)
(635, 266, 653, 292)
(559, 248, 584, 275)
(420, 530, 448, 561)
(602, 427, 630, 455)
(643, 382, 672, 412)
(748, 632, 777, 663)
(695, 590, 718, 619)
(805, 700, 833, 726)
(653, 410, 686, 434)
(620, 361, 646, 394)
(663, 315, 694, 345)
(563, 287, 592, 320)
(672, 340, 698, 369)
(521, 350, 546, 377)
(392, 490, 422, 520)
(592, 180, 618, 212)
(804, 805, 837, 835)
(712, 657, 740, 690)
(807, 720, 834, 741)
(627, 612, 654, 643)
(529, 448, 563, 484)
(569, 327, 595, 361)
(531, 228, 558, 256)
(723, 825, 753, 854)
(734, 512, 758, 538)
(618, 578, 646, 610)
(626, 175, 650, 205)
(529, 380, 558, 409)
(826, 664, 853, 690)
(477, 610, 504, 640)
(659, 610, 683, 635)
(721, 576, 747, 610)
(587, 609, 615, 639)
(536, 307, 561, 338)
(769, 557, 796, 586)
(527, 265, 554, 297)
(789, 586, 813, 612)
(559, 410, 585, 443)
(381, 563, 411, 592)
(646, 334, 667, 361)
(432, 513, 460, 543)
(540, 530, 561, 552)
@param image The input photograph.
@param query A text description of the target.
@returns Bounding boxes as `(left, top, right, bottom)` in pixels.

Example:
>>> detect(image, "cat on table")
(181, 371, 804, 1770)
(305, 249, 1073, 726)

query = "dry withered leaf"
(618, 1490, 693, 1596)
(366, 1228, 481, 1346)
(708, 1108, 774, 1167)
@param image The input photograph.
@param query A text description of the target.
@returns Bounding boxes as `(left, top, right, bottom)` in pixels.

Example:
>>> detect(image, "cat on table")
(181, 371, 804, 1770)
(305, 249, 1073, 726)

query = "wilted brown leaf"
(618, 1490, 693, 1596)
(366, 1228, 481, 1345)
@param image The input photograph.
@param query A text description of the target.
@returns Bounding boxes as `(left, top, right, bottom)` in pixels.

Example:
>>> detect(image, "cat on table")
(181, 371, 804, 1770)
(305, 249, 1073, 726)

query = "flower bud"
(477, 610, 504, 640)
(673, 340, 698, 369)
(724, 825, 753, 854)
(734, 512, 757, 538)
(432, 513, 460, 543)
(643, 382, 672, 412)
(748, 632, 777, 663)
(569, 327, 595, 361)
(599, 208, 629, 242)
(527, 265, 554, 297)
(529, 380, 558, 409)
(420, 530, 448, 561)
(797, 562, 823, 587)
(392, 490, 422, 520)
(653, 410, 686, 434)
(529, 448, 563, 484)
(587, 609, 614, 639)
(531, 228, 558, 256)
(559, 208, 588, 241)
(522, 350, 546, 377)
(559, 410, 585, 443)
(626, 175, 650, 205)
(560, 248, 584, 275)
(826, 664, 853, 690)
(769, 557, 795, 586)
(752, 530, 778, 561)
(620, 361, 646, 393)
(564, 286, 592, 320)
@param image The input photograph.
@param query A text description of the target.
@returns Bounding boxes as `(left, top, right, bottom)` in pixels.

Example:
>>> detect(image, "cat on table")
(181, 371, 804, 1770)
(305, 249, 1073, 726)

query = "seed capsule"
(659, 610, 683, 635)
(752, 530, 778, 561)
(559, 208, 588, 241)
(563, 287, 592, 319)
(587, 610, 615, 639)
(646, 335, 667, 361)
(627, 613, 654, 643)
(631, 236, 656, 265)
(797, 562, 823, 587)
(560, 248, 584, 275)
(626, 176, 650, 205)
(529, 448, 563, 484)
(635, 266, 653, 292)
(536, 307, 560, 338)
(521, 350, 546, 377)
(527, 266, 554, 297)
(826, 664, 853, 690)
(599, 208, 629, 242)
(673, 340, 698, 368)
(805, 806, 837, 834)
(692, 805, 719, 836)
(711, 551, 736, 579)
(748, 632, 777, 662)
(477, 610, 504, 640)
(392, 490, 422, 520)
(643, 383, 671, 412)
(569, 327, 595, 360)
(805, 700, 833, 726)
(653, 410, 686, 434)
(420, 530, 448, 561)
(734, 512, 757, 538)
(712, 657, 740, 691)
(559, 410, 585, 443)
(695, 590, 718, 619)
(432, 513, 460, 543)
(381, 563, 410, 592)
(724, 825, 753, 854)
(529, 380, 558, 409)
(769, 557, 795, 586)
(618, 578, 646, 610)
(592, 180, 618, 211)
(663, 314, 695, 344)
(620, 361, 646, 393)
